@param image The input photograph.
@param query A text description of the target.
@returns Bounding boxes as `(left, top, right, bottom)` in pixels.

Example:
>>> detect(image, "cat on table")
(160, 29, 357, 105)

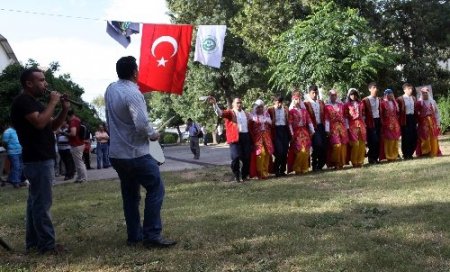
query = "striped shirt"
(105, 79, 157, 159)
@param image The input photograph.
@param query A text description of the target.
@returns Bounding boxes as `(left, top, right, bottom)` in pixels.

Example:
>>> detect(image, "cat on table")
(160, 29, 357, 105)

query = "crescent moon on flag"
(151, 36, 178, 58)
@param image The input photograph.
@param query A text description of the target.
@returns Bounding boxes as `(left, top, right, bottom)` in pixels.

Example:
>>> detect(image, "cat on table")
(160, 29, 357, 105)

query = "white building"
(0, 34, 18, 72)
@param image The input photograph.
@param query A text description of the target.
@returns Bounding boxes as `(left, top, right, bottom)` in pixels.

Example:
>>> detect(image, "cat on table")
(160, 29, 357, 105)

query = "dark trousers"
(311, 124, 327, 170)
(367, 118, 381, 163)
(273, 126, 290, 175)
(23, 160, 55, 253)
(230, 132, 252, 180)
(110, 155, 165, 244)
(83, 150, 91, 169)
(59, 149, 75, 178)
(401, 114, 417, 159)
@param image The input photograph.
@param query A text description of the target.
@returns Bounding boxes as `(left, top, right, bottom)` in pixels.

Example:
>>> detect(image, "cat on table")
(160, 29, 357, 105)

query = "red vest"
(396, 96, 417, 126)
(362, 97, 381, 128)
(222, 109, 250, 144)
(304, 100, 325, 129)
(267, 106, 289, 138)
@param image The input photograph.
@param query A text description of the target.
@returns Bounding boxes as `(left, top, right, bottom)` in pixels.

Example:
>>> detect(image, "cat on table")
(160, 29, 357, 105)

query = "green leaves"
(269, 2, 397, 92)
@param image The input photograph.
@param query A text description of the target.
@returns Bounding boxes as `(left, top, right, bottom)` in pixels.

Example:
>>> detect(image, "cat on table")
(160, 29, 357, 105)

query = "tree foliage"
(269, 2, 397, 92)
(0, 61, 101, 129)
(332, 0, 450, 96)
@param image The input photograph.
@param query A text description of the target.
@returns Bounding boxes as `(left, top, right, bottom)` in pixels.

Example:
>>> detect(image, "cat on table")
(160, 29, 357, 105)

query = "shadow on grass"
(1, 160, 449, 271)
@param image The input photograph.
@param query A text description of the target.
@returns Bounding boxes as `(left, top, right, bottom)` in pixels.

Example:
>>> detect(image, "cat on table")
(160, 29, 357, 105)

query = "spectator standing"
(2, 125, 26, 188)
(67, 110, 87, 183)
(95, 124, 111, 169)
(11, 67, 70, 254)
(83, 136, 92, 170)
(56, 121, 75, 180)
(186, 118, 201, 159)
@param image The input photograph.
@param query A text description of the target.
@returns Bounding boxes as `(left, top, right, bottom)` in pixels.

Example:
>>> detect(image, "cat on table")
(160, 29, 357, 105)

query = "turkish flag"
(138, 24, 193, 95)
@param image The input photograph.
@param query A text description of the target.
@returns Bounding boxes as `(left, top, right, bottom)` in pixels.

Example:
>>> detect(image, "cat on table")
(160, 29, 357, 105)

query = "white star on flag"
(157, 57, 168, 67)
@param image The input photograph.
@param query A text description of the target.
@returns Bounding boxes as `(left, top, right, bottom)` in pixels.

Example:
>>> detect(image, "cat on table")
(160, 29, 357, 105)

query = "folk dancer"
(362, 82, 381, 164)
(324, 89, 349, 170)
(396, 83, 417, 160)
(267, 95, 290, 177)
(304, 85, 327, 171)
(344, 88, 367, 167)
(379, 89, 401, 161)
(249, 99, 274, 179)
(287, 91, 315, 174)
(209, 97, 252, 182)
(415, 86, 442, 157)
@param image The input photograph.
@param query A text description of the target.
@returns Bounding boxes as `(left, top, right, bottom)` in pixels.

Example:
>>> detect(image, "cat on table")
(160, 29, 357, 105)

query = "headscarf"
(383, 88, 399, 112)
(253, 99, 265, 113)
(327, 89, 341, 104)
(416, 85, 434, 101)
(346, 88, 359, 102)
(289, 91, 305, 110)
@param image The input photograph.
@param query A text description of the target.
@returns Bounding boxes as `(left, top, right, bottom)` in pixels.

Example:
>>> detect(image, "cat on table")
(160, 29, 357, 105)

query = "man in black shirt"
(11, 68, 70, 254)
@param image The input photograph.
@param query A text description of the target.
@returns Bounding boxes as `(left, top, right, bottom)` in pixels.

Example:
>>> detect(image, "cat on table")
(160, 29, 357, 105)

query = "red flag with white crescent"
(138, 24, 193, 95)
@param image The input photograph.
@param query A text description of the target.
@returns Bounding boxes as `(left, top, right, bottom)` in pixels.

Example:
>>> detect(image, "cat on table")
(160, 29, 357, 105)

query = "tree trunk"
(176, 125, 182, 143)
(211, 128, 218, 144)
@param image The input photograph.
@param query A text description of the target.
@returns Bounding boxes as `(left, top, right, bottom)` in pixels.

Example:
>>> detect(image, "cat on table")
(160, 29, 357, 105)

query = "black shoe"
(40, 244, 67, 255)
(144, 238, 177, 248)
(13, 183, 21, 189)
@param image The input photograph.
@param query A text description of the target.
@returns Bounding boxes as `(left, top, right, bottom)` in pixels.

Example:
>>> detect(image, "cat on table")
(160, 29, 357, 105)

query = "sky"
(0, 0, 170, 102)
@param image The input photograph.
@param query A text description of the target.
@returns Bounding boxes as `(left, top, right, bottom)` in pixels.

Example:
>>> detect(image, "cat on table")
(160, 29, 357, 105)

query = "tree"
(269, 2, 397, 93)
(331, 0, 450, 96)
(0, 61, 101, 129)
(232, 0, 310, 57)
(91, 95, 106, 121)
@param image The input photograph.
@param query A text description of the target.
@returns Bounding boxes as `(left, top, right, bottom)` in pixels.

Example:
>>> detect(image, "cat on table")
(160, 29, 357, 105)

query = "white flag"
(194, 25, 227, 68)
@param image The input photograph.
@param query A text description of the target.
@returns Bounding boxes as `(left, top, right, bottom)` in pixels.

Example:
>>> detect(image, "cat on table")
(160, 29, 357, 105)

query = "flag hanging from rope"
(138, 24, 193, 95)
(194, 25, 227, 68)
(106, 21, 140, 48)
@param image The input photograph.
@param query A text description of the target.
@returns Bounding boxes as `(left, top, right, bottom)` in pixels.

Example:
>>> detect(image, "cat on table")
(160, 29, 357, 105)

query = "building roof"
(0, 34, 18, 63)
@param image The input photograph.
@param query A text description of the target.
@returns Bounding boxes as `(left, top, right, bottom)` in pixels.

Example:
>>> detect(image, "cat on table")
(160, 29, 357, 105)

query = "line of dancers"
(209, 82, 442, 181)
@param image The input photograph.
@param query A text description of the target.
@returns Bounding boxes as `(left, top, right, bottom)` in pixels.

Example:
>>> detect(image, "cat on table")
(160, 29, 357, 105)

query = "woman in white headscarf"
(416, 86, 441, 157)
(248, 99, 273, 179)
(324, 89, 349, 169)
(344, 88, 367, 167)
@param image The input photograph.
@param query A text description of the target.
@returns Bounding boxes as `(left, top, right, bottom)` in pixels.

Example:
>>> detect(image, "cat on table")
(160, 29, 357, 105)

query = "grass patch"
(1, 139, 450, 271)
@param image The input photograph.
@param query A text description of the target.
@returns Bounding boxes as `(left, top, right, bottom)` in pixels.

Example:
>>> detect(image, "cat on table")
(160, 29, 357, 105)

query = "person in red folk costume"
(248, 99, 274, 179)
(324, 89, 349, 170)
(344, 88, 367, 168)
(287, 91, 315, 175)
(415, 86, 442, 157)
(379, 89, 401, 162)
(209, 96, 252, 182)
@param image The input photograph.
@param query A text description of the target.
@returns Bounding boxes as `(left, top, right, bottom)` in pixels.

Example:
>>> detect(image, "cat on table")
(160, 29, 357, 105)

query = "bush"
(161, 132, 178, 144)
(437, 95, 450, 133)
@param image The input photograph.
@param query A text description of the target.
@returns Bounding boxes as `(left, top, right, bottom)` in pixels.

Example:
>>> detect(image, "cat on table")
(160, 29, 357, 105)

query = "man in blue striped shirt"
(105, 56, 176, 248)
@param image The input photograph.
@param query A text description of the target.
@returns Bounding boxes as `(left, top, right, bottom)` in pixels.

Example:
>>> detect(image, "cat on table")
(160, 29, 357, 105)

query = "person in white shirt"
(304, 85, 327, 171)
(267, 95, 290, 177)
(396, 83, 417, 159)
(362, 82, 381, 164)
(209, 96, 252, 182)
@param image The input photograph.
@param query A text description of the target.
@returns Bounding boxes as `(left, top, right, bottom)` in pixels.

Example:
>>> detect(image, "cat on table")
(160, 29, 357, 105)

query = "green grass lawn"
(1, 139, 450, 272)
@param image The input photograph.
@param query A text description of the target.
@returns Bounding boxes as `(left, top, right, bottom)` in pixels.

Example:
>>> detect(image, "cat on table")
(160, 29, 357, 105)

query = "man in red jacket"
(209, 97, 252, 182)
